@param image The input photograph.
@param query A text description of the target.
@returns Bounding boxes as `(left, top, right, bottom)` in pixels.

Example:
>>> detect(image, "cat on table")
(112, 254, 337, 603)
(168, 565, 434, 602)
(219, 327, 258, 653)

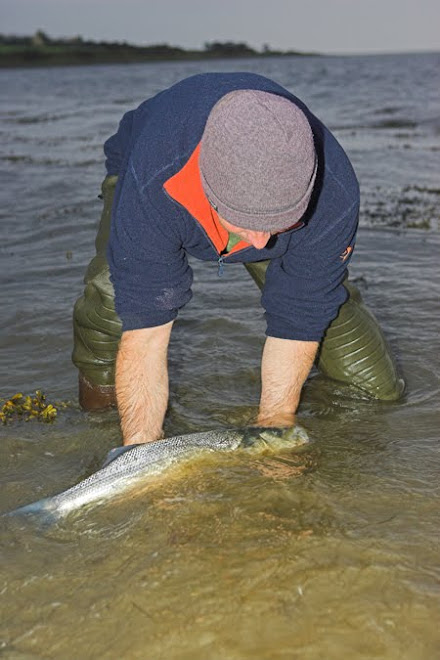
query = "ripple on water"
(1, 55, 439, 660)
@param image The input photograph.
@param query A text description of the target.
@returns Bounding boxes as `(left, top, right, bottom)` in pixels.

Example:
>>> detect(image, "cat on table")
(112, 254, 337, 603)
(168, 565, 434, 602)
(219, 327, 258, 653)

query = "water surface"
(1, 54, 439, 659)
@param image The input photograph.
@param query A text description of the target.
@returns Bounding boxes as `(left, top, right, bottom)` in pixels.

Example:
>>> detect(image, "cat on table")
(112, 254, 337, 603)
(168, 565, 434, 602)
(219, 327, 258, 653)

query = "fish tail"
(4, 497, 59, 524)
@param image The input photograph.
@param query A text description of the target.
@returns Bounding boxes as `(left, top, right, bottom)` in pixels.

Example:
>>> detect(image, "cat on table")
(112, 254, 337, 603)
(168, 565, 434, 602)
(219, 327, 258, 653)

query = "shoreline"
(0, 52, 318, 69)
(0, 38, 319, 69)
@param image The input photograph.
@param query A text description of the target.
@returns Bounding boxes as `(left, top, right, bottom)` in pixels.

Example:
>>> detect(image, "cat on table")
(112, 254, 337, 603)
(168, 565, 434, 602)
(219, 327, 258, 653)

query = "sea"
(0, 53, 439, 659)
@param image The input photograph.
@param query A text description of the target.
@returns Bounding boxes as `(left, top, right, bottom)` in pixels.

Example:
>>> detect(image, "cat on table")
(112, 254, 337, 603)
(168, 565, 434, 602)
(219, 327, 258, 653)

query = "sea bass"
(6, 426, 308, 520)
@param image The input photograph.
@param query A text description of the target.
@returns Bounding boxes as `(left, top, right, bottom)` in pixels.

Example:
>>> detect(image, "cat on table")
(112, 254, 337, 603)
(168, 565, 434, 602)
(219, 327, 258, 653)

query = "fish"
(5, 426, 309, 520)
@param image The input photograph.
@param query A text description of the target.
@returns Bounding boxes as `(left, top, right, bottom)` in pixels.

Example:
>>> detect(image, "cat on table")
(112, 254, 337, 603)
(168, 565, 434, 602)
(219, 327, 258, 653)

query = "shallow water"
(1, 55, 440, 659)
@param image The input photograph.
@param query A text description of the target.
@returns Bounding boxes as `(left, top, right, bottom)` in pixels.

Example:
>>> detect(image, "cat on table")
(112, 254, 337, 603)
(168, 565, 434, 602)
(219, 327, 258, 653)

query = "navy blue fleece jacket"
(105, 73, 359, 341)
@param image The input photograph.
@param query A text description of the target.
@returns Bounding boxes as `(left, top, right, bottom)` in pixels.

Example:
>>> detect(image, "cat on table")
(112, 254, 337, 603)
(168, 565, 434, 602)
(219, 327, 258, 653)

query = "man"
(73, 73, 403, 446)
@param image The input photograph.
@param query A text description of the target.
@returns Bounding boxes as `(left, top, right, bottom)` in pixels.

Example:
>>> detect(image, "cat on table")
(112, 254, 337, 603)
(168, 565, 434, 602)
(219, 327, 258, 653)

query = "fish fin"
(101, 443, 141, 468)
(240, 427, 271, 448)
(240, 425, 310, 450)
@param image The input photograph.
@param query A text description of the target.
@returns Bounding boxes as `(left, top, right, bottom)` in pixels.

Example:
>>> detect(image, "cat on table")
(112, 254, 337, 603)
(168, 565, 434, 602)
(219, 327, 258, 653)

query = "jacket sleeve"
(262, 200, 359, 342)
(107, 164, 193, 331)
(104, 110, 135, 176)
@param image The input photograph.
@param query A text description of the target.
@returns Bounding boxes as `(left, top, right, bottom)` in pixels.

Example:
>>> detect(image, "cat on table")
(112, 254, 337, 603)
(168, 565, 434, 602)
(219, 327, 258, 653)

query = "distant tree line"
(0, 31, 315, 68)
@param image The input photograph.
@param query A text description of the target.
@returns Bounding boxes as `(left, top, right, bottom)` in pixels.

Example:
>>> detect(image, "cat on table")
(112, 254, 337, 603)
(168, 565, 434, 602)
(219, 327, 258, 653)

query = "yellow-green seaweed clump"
(0, 391, 59, 424)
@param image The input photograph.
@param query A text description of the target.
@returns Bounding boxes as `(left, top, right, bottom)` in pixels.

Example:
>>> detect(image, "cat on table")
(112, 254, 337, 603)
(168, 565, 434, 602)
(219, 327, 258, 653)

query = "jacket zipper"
(217, 244, 254, 277)
(163, 187, 257, 274)
(218, 255, 225, 277)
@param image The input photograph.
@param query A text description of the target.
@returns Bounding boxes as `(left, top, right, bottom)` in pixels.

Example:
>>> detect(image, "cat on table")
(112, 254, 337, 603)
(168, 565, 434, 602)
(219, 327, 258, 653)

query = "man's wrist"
(123, 430, 164, 446)
(256, 410, 296, 428)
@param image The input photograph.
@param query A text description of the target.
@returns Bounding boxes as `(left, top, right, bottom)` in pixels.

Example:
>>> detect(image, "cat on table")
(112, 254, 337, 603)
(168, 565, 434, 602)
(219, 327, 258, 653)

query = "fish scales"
(7, 429, 245, 519)
(5, 426, 308, 520)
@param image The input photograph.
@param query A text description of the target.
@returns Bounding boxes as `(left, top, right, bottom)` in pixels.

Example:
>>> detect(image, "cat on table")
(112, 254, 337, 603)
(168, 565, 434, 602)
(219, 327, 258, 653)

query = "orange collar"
(163, 143, 250, 255)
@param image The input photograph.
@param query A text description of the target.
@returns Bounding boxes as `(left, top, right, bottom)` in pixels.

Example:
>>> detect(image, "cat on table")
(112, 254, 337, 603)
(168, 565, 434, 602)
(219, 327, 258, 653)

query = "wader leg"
(245, 261, 405, 401)
(72, 176, 122, 410)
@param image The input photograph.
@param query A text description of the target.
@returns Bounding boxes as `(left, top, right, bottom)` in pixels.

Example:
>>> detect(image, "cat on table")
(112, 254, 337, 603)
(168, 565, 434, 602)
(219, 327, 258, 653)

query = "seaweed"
(0, 390, 64, 424)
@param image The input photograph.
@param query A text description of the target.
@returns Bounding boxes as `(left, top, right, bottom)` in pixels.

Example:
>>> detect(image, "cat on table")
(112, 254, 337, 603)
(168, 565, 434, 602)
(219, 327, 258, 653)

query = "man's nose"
(247, 231, 271, 249)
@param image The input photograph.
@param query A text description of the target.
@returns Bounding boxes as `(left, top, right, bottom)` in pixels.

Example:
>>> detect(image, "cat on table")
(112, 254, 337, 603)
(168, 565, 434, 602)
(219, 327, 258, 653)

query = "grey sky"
(1, 0, 439, 54)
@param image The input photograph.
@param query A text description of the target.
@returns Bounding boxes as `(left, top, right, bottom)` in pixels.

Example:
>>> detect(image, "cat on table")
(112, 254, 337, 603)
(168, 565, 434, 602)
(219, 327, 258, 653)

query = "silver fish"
(6, 426, 309, 519)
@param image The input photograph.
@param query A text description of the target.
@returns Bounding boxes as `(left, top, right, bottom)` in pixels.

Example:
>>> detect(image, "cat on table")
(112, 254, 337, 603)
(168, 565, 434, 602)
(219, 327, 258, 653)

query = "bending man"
(73, 73, 404, 445)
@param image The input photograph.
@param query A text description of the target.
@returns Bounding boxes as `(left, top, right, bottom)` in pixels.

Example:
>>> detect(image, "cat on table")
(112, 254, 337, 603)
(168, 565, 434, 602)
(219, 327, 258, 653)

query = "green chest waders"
(72, 176, 121, 410)
(72, 176, 404, 410)
(245, 261, 405, 401)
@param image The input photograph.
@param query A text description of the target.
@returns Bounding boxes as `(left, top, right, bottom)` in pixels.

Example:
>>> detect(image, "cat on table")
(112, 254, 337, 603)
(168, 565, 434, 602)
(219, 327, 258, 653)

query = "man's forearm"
(115, 322, 174, 445)
(257, 336, 318, 426)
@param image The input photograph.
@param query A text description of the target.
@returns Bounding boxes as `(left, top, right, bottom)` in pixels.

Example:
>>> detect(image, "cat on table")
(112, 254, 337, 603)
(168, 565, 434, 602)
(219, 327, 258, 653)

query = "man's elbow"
(118, 322, 174, 356)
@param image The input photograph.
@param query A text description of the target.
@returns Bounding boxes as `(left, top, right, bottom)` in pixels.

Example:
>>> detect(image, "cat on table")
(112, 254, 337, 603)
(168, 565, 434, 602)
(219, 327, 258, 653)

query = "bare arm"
(115, 322, 174, 445)
(257, 336, 318, 427)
